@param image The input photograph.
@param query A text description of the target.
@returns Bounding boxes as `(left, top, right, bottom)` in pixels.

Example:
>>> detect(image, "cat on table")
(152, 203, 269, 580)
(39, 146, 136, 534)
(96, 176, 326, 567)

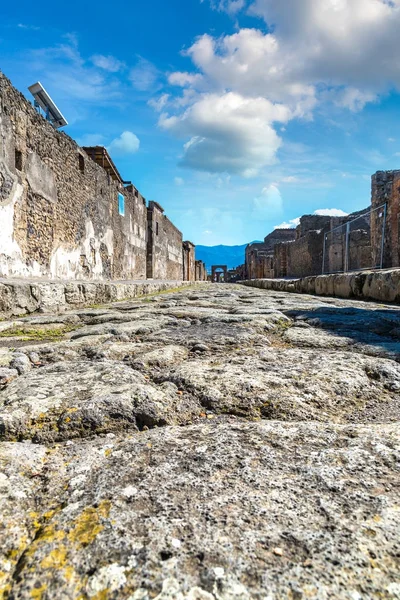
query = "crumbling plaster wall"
(0, 72, 147, 280)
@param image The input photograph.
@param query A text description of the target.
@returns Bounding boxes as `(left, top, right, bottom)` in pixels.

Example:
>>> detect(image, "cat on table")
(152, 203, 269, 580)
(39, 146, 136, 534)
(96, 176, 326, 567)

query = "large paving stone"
(0, 361, 200, 442)
(2, 421, 399, 599)
(0, 283, 399, 599)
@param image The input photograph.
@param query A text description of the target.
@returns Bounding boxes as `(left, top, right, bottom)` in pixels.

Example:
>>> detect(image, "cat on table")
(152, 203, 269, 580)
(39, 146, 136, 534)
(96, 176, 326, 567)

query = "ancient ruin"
(241, 175, 400, 283)
(211, 265, 228, 282)
(0, 67, 399, 600)
(0, 72, 207, 284)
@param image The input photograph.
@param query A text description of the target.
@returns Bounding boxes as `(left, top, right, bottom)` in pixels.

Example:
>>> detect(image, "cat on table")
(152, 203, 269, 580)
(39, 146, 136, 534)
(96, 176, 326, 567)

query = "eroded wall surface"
(195, 260, 207, 281)
(372, 170, 400, 269)
(0, 73, 148, 280)
(147, 202, 184, 280)
(286, 231, 324, 278)
(183, 242, 196, 281)
(245, 230, 297, 279)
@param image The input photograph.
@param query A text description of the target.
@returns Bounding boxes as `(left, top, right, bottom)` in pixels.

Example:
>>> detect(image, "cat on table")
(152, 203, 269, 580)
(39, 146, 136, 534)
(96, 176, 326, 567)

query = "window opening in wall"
(118, 192, 125, 216)
(15, 149, 22, 171)
(135, 189, 139, 198)
(79, 154, 85, 173)
(156, 222, 159, 235)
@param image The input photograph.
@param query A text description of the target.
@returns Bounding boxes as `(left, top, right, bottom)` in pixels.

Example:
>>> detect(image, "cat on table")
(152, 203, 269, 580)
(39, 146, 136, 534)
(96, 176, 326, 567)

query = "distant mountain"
(195, 242, 261, 271)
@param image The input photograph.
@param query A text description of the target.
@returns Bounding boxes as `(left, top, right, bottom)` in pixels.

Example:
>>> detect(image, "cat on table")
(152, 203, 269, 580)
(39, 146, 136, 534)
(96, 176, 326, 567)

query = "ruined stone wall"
(348, 229, 372, 271)
(246, 230, 296, 279)
(0, 72, 147, 280)
(195, 260, 207, 281)
(183, 241, 196, 281)
(201, 261, 207, 281)
(296, 215, 332, 239)
(286, 231, 325, 278)
(163, 216, 184, 280)
(274, 242, 291, 278)
(147, 202, 183, 280)
(195, 261, 201, 281)
(263, 229, 297, 247)
(245, 243, 266, 279)
(371, 170, 400, 268)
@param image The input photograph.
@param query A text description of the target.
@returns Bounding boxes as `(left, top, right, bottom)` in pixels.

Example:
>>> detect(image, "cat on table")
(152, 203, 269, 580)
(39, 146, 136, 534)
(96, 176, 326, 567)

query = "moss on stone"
(0, 325, 79, 342)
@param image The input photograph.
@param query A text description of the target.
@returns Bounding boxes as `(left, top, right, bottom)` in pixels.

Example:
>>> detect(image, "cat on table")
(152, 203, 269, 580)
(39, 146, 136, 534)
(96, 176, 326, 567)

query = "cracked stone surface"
(0, 283, 399, 599)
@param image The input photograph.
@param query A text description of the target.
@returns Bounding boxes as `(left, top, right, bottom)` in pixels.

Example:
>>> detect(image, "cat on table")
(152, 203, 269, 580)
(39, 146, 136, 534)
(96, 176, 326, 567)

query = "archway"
(211, 265, 228, 283)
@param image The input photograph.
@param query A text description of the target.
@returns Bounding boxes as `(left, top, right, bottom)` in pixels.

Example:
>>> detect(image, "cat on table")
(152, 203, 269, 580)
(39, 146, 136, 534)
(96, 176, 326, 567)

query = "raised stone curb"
(240, 268, 400, 303)
(0, 278, 203, 317)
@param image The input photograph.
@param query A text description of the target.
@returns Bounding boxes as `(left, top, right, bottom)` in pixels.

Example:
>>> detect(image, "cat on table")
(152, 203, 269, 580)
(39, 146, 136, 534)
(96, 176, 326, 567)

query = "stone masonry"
(245, 229, 297, 279)
(0, 72, 199, 283)
(371, 170, 400, 269)
(146, 202, 183, 280)
(183, 241, 196, 282)
(243, 171, 400, 282)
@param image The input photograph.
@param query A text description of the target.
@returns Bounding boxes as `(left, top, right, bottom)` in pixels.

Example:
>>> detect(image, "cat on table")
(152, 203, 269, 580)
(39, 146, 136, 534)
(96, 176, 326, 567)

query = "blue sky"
(2, 0, 400, 245)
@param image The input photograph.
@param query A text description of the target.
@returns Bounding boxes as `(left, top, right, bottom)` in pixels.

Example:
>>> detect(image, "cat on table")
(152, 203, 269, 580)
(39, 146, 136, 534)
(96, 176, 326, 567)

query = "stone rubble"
(0, 283, 399, 599)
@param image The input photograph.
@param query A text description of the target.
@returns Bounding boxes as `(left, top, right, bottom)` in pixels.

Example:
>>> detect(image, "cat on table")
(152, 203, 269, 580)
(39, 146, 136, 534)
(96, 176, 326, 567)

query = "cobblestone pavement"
(0, 284, 399, 599)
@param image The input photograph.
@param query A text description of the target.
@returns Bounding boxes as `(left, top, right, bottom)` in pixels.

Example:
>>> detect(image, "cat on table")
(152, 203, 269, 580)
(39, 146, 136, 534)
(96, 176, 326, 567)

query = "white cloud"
(156, 0, 400, 175)
(174, 177, 185, 186)
(17, 23, 40, 30)
(275, 207, 348, 229)
(333, 87, 377, 112)
(275, 217, 301, 229)
(280, 176, 300, 184)
(148, 94, 170, 112)
(27, 36, 122, 110)
(250, 0, 400, 92)
(91, 54, 125, 72)
(184, 29, 317, 111)
(201, 0, 246, 13)
(168, 72, 203, 87)
(130, 57, 160, 91)
(314, 208, 348, 217)
(108, 131, 140, 155)
(159, 92, 290, 175)
(253, 184, 283, 218)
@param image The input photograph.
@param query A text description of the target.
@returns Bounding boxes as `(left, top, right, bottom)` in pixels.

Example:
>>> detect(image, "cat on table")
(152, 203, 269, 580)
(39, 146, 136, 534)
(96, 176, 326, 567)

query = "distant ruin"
(240, 173, 400, 281)
(0, 72, 207, 282)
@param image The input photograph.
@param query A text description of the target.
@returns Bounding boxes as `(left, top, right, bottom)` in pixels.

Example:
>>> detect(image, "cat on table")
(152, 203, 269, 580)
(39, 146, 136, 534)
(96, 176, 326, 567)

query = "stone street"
(0, 284, 399, 599)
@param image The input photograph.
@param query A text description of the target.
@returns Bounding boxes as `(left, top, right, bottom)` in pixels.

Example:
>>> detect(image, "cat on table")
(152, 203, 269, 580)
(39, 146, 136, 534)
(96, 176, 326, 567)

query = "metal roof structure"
(82, 146, 126, 184)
